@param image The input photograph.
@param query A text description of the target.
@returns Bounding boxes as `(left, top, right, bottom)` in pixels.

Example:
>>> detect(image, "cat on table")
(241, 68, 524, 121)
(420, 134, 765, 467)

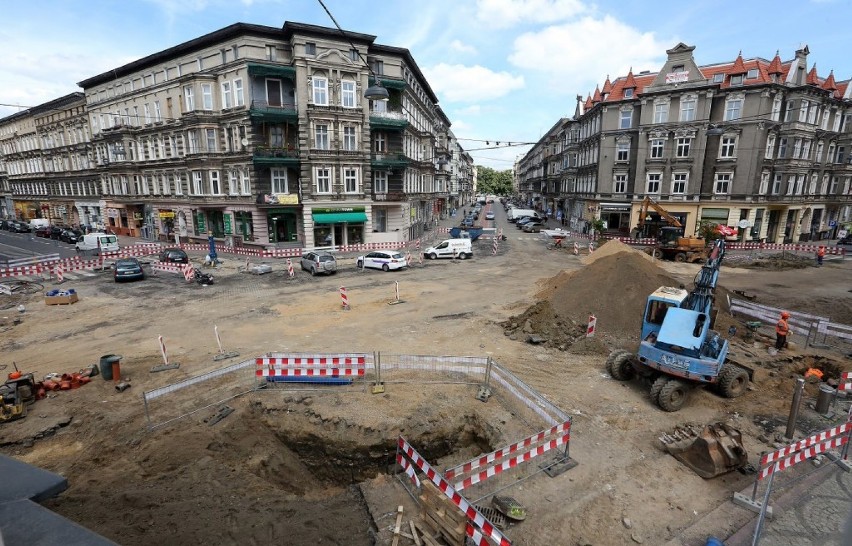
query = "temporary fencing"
(255, 353, 368, 381)
(151, 261, 194, 282)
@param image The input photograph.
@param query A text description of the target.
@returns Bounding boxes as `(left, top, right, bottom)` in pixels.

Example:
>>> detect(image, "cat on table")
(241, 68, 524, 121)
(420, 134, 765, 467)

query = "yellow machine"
(636, 197, 708, 262)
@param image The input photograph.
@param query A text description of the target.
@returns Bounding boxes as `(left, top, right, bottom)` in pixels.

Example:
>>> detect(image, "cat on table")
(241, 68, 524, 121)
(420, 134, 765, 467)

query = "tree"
(475, 165, 513, 195)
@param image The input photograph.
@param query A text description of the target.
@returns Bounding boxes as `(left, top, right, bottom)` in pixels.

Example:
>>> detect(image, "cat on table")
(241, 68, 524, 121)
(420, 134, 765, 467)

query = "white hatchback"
(357, 250, 408, 271)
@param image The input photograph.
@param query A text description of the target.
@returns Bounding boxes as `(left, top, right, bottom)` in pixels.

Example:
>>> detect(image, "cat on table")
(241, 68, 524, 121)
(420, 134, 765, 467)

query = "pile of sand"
(507, 242, 680, 342)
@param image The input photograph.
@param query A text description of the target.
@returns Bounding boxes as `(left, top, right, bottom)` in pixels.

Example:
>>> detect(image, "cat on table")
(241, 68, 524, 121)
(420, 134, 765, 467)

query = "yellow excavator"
(636, 197, 708, 263)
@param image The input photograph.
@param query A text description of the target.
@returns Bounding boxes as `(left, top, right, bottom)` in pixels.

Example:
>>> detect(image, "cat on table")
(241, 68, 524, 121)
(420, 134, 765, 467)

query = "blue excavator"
(606, 238, 752, 412)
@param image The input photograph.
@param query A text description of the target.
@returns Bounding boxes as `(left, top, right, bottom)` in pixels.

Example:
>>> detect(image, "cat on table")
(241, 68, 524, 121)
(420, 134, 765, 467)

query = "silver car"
(300, 251, 337, 276)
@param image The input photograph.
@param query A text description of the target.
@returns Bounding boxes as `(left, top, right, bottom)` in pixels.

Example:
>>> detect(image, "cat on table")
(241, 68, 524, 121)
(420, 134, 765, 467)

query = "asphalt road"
(0, 231, 79, 264)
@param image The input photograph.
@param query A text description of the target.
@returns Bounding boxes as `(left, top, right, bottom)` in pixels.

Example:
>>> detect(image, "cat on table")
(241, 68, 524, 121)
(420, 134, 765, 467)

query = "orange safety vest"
(776, 319, 789, 336)
(817, 247, 826, 257)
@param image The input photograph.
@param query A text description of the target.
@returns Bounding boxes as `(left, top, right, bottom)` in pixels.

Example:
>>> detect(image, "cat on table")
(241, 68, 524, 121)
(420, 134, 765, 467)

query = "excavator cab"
(658, 226, 684, 247)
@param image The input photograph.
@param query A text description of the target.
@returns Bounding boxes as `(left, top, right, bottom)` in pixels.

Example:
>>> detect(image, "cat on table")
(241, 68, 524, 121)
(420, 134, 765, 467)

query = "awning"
(600, 202, 631, 211)
(313, 212, 367, 224)
(247, 62, 296, 79)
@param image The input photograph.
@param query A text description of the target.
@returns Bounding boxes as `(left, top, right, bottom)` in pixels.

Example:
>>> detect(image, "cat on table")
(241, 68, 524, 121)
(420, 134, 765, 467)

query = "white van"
(75, 233, 119, 255)
(425, 238, 473, 260)
(29, 219, 50, 230)
(508, 208, 538, 222)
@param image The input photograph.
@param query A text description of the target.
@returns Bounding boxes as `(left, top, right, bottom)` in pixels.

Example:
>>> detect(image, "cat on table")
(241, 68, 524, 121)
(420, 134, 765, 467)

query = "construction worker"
(816, 245, 826, 266)
(775, 311, 790, 350)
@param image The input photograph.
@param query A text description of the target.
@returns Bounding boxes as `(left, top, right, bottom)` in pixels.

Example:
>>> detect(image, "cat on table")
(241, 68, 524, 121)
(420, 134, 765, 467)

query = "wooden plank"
(414, 521, 442, 546)
(391, 505, 404, 546)
(409, 520, 422, 546)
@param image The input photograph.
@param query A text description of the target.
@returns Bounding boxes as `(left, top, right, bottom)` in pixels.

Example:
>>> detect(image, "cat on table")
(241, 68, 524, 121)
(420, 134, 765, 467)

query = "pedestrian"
(816, 245, 825, 266)
(775, 311, 790, 350)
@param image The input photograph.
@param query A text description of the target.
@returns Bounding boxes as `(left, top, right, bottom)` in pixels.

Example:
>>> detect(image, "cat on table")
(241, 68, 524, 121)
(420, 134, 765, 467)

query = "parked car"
(356, 250, 408, 271)
(522, 220, 545, 233)
(34, 226, 52, 238)
(300, 251, 337, 276)
(0, 219, 13, 230)
(60, 229, 84, 244)
(48, 226, 65, 240)
(113, 258, 145, 282)
(485, 211, 495, 220)
(516, 216, 538, 228)
(9, 221, 31, 233)
(461, 216, 475, 228)
(836, 236, 852, 248)
(159, 247, 189, 264)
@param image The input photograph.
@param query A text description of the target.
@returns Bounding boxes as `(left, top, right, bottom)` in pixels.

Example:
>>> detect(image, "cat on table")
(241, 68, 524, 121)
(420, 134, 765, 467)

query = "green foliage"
(590, 218, 606, 234)
(476, 165, 513, 195)
(697, 220, 724, 241)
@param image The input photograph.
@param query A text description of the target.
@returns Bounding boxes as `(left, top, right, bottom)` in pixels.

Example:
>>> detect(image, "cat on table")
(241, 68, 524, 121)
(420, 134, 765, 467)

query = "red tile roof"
(807, 65, 820, 85)
(592, 85, 602, 103)
(601, 75, 613, 96)
(767, 51, 783, 75)
(823, 70, 837, 91)
(623, 69, 637, 89)
(730, 52, 746, 74)
(584, 94, 593, 110)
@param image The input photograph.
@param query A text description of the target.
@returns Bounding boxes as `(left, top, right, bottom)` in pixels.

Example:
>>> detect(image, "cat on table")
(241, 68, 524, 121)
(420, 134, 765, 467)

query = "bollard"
(589, 242, 595, 253)
(287, 258, 294, 278)
(586, 314, 597, 337)
(340, 286, 350, 310)
(244, 257, 250, 272)
(784, 378, 806, 440)
(573, 242, 579, 255)
(419, 252, 423, 266)
(492, 235, 498, 255)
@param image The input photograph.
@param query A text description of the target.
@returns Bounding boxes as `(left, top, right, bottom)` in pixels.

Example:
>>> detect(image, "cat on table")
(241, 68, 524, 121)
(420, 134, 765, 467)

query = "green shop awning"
(313, 212, 368, 224)
(247, 62, 296, 79)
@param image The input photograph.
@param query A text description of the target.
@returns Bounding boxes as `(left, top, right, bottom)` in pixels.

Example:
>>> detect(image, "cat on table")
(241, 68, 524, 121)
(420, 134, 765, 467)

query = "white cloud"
(450, 119, 473, 132)
(424, 64, 525, 102)
(449, 40, 478, 55)
(457, 105, 482, 116)
(508, 15, 670, 93)
(476, 0, 587, 30)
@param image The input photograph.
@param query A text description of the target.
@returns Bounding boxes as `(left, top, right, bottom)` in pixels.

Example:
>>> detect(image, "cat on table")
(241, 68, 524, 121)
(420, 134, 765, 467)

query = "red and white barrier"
(760, 422, 851, 468)
(492, 235, 498, 256)
(757, 422, 851, 480)
(588, 242, 595, 253)
(398, 437, 512, 546)
(339, 286, 350, 310)
(182, 264, 194, 282)
(53, 265, 64, 283)
(759, 436, 848, 480)
(286, 258, 294, 278)
(573, 242, 579, 255)
(151, 261, 194, 283)
(245, 257, 250, 272)
(415, 238, 421, 250)
(406, 251, 412, 266)
(255, 354, 367, 378)
(397, 453, 421, 488)
(839, 371, 852, 392)
(587, 315, 597, 337)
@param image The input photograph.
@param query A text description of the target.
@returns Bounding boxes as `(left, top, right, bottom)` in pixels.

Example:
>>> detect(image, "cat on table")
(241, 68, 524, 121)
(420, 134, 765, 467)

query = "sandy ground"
(1, 208, 851, 546)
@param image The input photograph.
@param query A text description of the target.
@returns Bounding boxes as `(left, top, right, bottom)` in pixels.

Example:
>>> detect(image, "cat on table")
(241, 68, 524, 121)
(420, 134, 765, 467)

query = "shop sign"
(133, 213, 143, 220)
(313, 207, 365, 213)
(224, 214, 232, 235)
(107, 208, 120, 218)
(158, 211, 175, 219)
(262, 193, 300, 205)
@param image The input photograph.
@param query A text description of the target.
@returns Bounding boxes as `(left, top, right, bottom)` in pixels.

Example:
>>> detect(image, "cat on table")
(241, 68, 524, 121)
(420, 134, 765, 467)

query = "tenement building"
(517, 43, 852, 243)
(0, 21, 473, 248)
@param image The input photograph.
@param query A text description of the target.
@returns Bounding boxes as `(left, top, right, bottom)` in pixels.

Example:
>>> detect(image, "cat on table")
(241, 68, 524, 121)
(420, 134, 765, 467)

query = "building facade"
(0, 21, 473, 248)
(518, 44, 852, 242)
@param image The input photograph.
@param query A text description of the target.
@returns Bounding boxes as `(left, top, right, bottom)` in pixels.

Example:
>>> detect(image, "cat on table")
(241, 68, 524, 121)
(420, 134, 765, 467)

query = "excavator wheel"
(609, 352, 636, 381)
(605, 350, 626, 377)
(649, 376, 668, 405)
(717, 364, 750, 398)
(674, 252, 687, 263)
(657, 379, 690, 412)
(651, 248, 663, 259)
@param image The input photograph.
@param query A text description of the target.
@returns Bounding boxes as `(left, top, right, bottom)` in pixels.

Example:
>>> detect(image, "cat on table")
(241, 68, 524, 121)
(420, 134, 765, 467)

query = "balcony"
(372, 191, 407, 202)
(369, 110, 408, 130)
(247, 62, 296, 80)
(253, 147, 300, 167)
(250, 100, 298, 123)
(371, 153, 409, 169)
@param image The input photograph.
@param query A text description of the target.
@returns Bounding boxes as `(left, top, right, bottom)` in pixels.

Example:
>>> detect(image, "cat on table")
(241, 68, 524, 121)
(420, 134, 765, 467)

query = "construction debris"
(418, 480, 466, 546)
(659, 422, 748, 479)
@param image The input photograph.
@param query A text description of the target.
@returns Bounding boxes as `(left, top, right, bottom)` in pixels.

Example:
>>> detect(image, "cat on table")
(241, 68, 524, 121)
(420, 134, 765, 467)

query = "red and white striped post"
(492, 235, 498, 255)
(416, 238, 421, 250)
(286, 258, 295, 278)
(419, 252, 423, 266)
(573, 242, 579, 255)
(214, 325, 224, 354)
(406, 251, 412, 266)
(395, 281, 401, 302)
(588, 242, 595, 253)
(339, 286, 350, 310)
(586, 315, 597, 337)
(54, 265, 64, 283)
(244, 257, 250, 272)
(158, 335, 170, 366)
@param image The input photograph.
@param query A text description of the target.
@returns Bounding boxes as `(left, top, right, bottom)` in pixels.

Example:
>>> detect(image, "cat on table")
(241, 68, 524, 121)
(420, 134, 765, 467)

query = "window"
(192, 171, 204, 195)
(759, 172, 769, 194)
(799, 100, 809, 122)
(827, 143, 836, 162)
(650, 139, 664, 159)
(305, 42, 316, 56)
(343, 167, 359, 193)
(713, 73, 724, 83)
(313, 77, 328, 105)
(653, 102, 669, 124)
(209, 171, 221, 195)
(730, 74, 743, 86)
(269, 126, 284, 148)
(680, 96, 696, 121)
(187, 130, 199, 154)
(619, 109, 632, 129)
(616, 141, 629, 161)
(802, 140, 812, 160)
(724, 97, 742, 121)
(221, 82, 232, 109)
(779, 138, 788, 158)
(201, 83, 213, 110)
(646, 173, 661, 194)
(771, 96, 782, 121)
(374, 208, 387, 232)
(672, 173, 688, 194)
(772, 174, 782, 195)
(315, 124, 329, 149)
(614, 174, 627, 193)
(341, 80, 356, 108)
(765, 135, 775, 159)
(785, 175, 795, 195)
(371, 60, 384, 75)
(228, 171, 238, 195)
(676, 137, 691, 158)
(808, 104, 818, 125)
(821, 108, 830, 130)
(792, 138, 802, 159)
(784, 101, 794, 122)
(240, 170, 250, 195)
(374, 170, 388, 193)
(143, 104, 152, 124)
(747, 68, 759, 79)
(837, 146, 846, 164)
(343, 126, 357, 151)
(794, 174, 805, 195)
(374, 132, 386, 153)
(234, 79, 244, 107)
(154, 101, 162, 122)
(175, 174, 183, 195)
(624, 88, 634, 98)
(271, 169, 288, 193)
(719, 135, 737, 158)
(714, 173, 731, 194)
(829, 175, 839, 194)
(315, 167, 331, 193)
(266, 45, 277, 61)
(183, 86, 195, 111)
(808, 173, 818, 195)
(266, 79, 283, 107)
(349, 49, 359, 62)
(205, 129, 217, 152)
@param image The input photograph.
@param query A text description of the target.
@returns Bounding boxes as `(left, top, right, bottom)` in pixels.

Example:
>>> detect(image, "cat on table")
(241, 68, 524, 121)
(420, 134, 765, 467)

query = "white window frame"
(205, 128, 217, 153)
(271, 168, 288, 194)
(192, 171, 204, 195)
(675, 137, 691, 158)
(771, 174, 782, 195)
(228, 170, 238, 195)
(646, 172, 661, 194)
(714, 172, 732, 195)
(315, 123, 329, 150)
(343, 126, 357, 151)
(312, 77, 328, 106)
(765, 135, 775, 159)
(653, 102, 669, 124)
(616, 141, 629, 161)
(201, 83, 213, 111)
(671, 172, 688, 194)
(650, 139, 665, 159)
(373, 170, 388, 193)
(239, 170, 250, 195)
(619, 109, 632, 129)
(343, 167, 359, 194)
(680, 96, 696, 122)
(221, 81, 233, 109)
(234, 79, 245, 107)
(183, 86, 195, 111)
(724, 97, 743, 121)
(209, 170, 221, 195)
(341, 80, 356, 108)
(315, 167, 332, 194)
(759, 171, 769, 195)
(719, 135, 737, 159)
(614, 174, 627, 193)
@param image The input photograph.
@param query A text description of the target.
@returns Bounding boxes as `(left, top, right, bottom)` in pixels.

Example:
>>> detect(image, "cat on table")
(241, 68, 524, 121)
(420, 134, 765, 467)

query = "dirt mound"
(507, 248, 680, 341)
(581, 238, 655, 265)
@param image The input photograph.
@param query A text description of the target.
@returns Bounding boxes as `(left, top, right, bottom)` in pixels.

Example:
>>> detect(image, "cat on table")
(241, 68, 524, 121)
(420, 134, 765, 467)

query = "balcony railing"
(372, 191, 407, 201)
(253, 147, 300, 167)
(249, 100, 298, 123)
(369, 109, 408, 130)
(371, 153, 409, 169)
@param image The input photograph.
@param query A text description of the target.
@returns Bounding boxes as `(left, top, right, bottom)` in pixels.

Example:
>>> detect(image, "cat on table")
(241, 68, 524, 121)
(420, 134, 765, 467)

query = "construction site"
(1, 232, 851, 546)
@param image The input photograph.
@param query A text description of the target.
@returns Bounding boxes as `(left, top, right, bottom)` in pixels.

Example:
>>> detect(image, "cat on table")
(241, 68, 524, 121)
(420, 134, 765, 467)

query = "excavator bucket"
(659, 422, 748, 479)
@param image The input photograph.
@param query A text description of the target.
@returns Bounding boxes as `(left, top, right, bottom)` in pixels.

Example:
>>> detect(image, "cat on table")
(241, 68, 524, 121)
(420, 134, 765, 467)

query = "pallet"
(419, 480, 466, 546)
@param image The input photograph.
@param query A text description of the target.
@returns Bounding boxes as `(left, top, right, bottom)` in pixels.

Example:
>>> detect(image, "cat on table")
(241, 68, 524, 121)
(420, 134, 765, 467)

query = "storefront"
(260, 194, 300, 244)
(158, 210, 176, 240)
(599, 202, 631, 234)
(311, 206, 367, 247)
(104, 203, 143, 236)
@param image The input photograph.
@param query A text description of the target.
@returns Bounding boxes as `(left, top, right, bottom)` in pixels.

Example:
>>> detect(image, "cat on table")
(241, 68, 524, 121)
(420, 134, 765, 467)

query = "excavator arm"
(638, 197, 683, 229)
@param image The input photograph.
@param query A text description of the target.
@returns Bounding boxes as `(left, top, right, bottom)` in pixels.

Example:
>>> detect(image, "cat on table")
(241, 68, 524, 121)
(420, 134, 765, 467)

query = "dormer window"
(713, 73, 724, 83)
(624, 88, 634, 98)
(730, 74, 744, 86)
(747, 68, 759, 79)
(672, 65, 684, 72)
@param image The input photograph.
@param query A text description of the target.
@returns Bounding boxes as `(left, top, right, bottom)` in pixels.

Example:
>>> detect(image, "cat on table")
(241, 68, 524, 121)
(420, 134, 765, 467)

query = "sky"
(0, 0, 848, 169)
